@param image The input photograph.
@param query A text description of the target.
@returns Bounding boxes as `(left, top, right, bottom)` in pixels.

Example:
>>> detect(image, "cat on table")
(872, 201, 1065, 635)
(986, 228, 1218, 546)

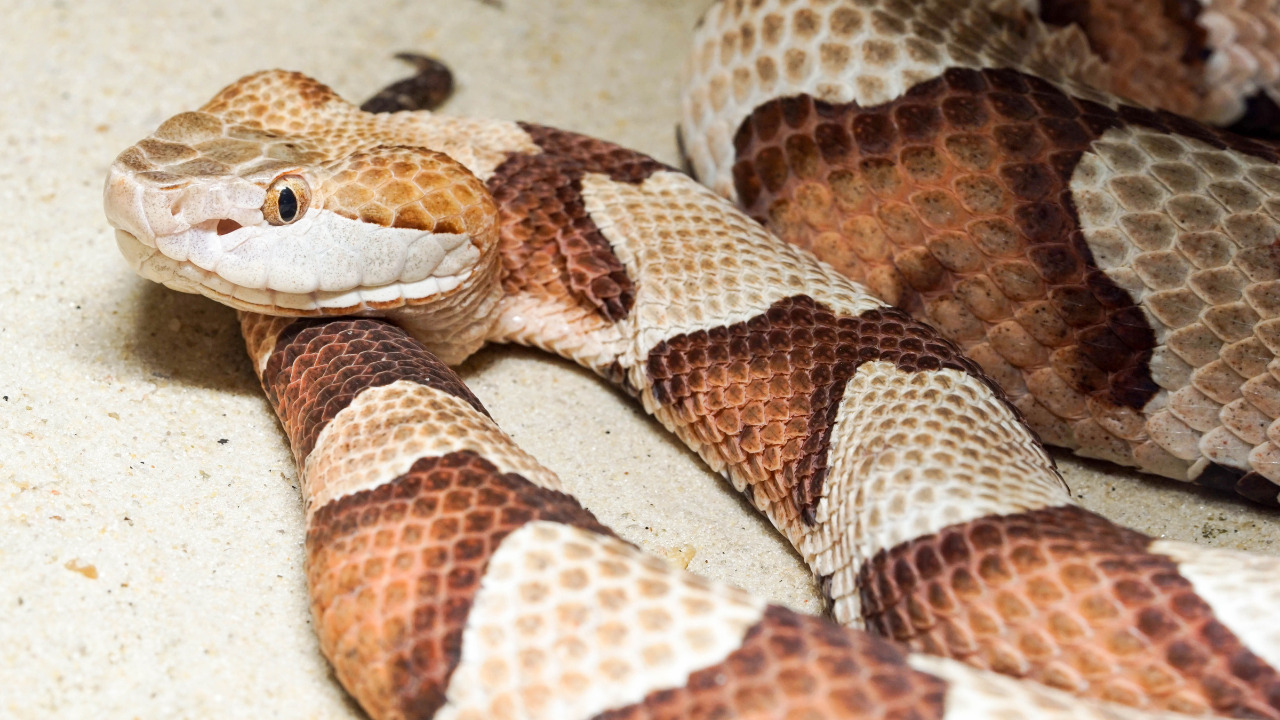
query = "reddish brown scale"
(732, 69, 1158, 411)
(729, 66, 1278, 491)
(1038, 0, 1206, 62)
(308, 450, 615, 720)
(1036, 0, 1280, 139)
(486, 124, 669, 322)
(259, 318, 488, 465)
(859, 505, 1280, 717)
(316, 146, 493, 235)
(646, 295, 1025, 526)
(1038, 0, 1207, 116)
(593, 605, 947, 720)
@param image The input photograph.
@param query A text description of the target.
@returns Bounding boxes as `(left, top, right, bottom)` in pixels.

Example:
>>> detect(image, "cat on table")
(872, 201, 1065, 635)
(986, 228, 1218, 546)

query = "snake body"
(682, 0, 1280, 503)
(102, 1, 1280, 719)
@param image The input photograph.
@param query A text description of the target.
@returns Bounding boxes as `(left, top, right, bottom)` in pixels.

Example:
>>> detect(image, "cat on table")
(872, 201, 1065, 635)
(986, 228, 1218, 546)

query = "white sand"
(1, 1, 1277, 717)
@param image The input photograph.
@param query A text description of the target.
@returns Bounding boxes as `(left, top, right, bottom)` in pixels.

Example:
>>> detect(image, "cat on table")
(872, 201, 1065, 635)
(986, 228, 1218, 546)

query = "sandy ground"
(1, 1, 1278, 717)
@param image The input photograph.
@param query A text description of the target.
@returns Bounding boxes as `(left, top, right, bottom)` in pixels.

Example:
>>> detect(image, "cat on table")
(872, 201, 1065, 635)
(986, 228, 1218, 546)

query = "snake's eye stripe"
(264, 175, 311, 225)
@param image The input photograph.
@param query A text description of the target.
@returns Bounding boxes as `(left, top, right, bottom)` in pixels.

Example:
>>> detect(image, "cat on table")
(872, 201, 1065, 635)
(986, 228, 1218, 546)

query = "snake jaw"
(116, 220, 479, 316)
(109, 177, 484, 317)
(105, 144, 491, 315)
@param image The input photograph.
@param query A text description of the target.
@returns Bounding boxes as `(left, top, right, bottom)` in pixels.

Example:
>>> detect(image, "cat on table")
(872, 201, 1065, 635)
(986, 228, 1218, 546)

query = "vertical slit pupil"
(278, 187, 298, 222)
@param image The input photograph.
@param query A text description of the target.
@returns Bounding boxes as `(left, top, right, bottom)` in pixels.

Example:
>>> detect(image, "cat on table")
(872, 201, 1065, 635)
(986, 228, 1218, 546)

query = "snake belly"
(100, 5, 1280, 719)
(682, 0, 1280, 504)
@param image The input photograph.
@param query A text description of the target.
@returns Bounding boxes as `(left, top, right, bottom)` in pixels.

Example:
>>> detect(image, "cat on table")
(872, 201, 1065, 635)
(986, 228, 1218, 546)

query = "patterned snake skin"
(682, 0, 1280, 503)
(1020, 0, 1280, 135)
(100, 2, 1280, 719)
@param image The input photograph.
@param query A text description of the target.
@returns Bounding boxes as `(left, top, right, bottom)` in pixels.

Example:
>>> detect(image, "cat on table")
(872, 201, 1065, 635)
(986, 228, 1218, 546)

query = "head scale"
(104, 70, 499, 318)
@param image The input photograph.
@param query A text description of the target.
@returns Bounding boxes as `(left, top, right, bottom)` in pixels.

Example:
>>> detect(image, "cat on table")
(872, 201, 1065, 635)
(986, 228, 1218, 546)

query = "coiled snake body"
(103, 1, 1280, 718)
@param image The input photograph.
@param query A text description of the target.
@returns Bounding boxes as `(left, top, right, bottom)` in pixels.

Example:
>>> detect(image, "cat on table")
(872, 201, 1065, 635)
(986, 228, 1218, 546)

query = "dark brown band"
(593, 604, 947, 720)
(487, 124, 671, 323)
(858, 504, 1280, 717)
(260, 318, 489, 465)
(645, 295, 1034, 525)
(308, 450, 614, 719)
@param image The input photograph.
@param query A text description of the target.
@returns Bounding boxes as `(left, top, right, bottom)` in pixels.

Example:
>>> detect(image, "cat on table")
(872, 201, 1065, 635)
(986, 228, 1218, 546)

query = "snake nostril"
(216, 219, 242, 236)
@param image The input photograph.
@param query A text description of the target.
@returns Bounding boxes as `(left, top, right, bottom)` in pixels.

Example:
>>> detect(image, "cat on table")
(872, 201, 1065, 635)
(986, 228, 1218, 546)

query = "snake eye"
(264, 175, 311, 225)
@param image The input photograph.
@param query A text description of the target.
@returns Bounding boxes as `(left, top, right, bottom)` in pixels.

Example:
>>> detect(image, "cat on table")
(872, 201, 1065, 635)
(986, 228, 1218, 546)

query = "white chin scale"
(114, 206, 479, 313)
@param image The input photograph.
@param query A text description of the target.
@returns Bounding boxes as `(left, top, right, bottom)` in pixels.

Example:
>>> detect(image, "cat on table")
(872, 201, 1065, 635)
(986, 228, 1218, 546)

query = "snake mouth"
(115, 227, 473, 315)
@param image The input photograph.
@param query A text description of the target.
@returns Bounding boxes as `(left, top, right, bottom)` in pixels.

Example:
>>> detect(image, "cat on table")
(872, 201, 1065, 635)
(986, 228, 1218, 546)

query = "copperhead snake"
(100, 0, 1280, 718)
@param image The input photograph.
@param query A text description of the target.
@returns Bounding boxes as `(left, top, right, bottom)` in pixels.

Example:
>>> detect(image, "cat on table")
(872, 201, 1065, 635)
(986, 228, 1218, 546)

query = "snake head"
(104, 70, 499, 317)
